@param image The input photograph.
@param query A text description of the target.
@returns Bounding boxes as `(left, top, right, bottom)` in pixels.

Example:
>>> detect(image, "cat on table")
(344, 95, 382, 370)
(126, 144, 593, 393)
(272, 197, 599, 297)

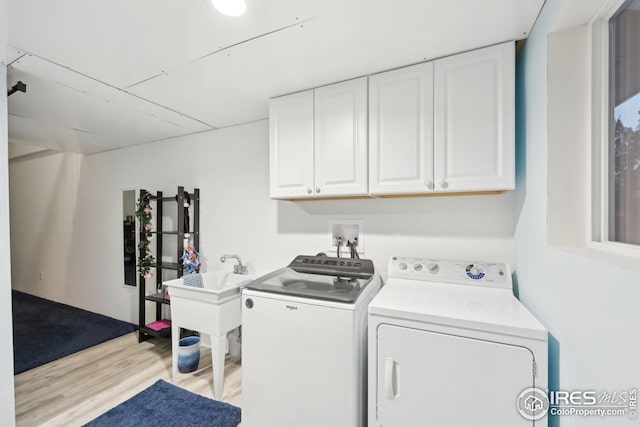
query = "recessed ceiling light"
(211, 0, 247, 17)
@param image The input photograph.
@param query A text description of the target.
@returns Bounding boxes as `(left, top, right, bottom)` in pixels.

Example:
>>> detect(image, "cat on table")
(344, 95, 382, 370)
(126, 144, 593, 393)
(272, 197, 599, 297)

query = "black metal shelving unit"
(138, 186, 200, 342)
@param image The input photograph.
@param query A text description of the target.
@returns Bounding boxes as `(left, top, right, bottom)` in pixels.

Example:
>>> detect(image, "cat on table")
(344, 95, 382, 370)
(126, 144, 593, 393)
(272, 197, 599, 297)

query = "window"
(590, 0, 640, 256)
(609, 0, 640, 246)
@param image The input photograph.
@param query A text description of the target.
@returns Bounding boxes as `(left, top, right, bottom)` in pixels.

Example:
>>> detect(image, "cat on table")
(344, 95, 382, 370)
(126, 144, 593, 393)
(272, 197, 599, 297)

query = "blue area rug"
(84, 379, 241, 427)
(12, 290, 137, 374)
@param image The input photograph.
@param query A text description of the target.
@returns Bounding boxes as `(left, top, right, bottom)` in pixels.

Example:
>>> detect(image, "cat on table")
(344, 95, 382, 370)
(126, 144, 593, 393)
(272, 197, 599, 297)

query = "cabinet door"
(269, 90, 315, 199)
(434, 42, 515, 192)
(314, 77, 368, 197)
(369, 62, 435, 195)
(376, 325, 534, 427)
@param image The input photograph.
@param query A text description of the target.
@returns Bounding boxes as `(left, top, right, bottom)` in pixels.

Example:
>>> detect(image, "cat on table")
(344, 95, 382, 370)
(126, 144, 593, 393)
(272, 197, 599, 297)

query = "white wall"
(9, 151, 83, 302)
(515, 1, 640, 426)
(9, 119, 514, 323)
(1, 64, 17, 426)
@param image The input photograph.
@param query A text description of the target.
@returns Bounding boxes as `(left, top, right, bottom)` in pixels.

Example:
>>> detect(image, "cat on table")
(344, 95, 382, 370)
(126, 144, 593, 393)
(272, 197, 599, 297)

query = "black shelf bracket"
(7, 81, 27, 97)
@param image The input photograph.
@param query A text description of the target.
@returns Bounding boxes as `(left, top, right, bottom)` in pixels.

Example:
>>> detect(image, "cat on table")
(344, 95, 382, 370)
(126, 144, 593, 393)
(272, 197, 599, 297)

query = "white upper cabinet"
(369, 42, 514, 195)
(369, 62, 434, 195)
(269, 90, 315, 199)
(269, 42, 515, 199)
(434, 42, 515, 192)
(269, 78, 368, 199)
(314, 77, 368, 197)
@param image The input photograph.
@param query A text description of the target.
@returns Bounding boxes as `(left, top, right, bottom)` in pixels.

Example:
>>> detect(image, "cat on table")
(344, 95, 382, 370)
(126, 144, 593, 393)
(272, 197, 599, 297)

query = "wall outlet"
(328, 219, 364, 255)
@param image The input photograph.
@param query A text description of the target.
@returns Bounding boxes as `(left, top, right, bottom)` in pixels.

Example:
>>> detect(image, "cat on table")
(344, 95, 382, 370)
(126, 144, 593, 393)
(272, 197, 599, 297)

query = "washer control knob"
(245, 298, 254, 309)
(413, 263, 423, 272)
(398, 262, 408, 270)
(428, 263, 439, 274)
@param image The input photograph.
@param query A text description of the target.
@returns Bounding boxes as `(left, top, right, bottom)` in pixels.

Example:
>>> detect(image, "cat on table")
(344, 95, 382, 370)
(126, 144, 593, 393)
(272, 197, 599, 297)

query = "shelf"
(145, 292, 170, 305)
(150, 231, 198, 235)
(150, 195, 195, 202)
(138, 187, 199, 343)
(152, 262, 181, 270)
(137, 262, 182, 271)
(140, 325, 171, 338)
(149, 195, 177, 202)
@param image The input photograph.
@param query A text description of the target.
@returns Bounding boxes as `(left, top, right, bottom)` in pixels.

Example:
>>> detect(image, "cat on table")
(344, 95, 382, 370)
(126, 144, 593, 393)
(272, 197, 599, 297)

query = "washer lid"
(245, 256, 374, 304)
(369, 278, 547, 341)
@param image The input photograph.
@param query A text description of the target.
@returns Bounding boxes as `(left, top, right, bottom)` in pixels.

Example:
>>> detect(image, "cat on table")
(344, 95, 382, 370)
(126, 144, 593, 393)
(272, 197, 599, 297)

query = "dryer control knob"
(465, 263, 486, 280)
(428, 263, 439, 274)
(413, 263, 423, 272)
(398, 262, 408, 270)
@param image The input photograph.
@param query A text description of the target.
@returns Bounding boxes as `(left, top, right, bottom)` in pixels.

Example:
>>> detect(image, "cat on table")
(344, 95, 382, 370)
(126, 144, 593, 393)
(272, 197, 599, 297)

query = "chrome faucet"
(219, 254, 248, 274)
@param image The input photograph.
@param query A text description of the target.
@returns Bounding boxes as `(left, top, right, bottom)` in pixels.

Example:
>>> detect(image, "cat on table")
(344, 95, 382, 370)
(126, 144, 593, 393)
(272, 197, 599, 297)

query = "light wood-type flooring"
(14, 332, 242, 427)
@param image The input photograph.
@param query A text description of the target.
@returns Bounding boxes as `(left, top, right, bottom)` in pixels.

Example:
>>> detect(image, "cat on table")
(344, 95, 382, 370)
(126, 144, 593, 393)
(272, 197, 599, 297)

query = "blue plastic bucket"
(178, 336, 201, 373)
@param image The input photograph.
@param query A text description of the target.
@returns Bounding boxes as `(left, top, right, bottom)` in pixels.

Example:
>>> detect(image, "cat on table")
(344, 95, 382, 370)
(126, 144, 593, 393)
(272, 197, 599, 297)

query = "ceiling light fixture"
(211, 0, 247, 17)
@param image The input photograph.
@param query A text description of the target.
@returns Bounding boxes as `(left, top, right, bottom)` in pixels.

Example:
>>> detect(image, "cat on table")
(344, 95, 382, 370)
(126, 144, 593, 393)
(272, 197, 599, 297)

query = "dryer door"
(376, 324, 535, 426)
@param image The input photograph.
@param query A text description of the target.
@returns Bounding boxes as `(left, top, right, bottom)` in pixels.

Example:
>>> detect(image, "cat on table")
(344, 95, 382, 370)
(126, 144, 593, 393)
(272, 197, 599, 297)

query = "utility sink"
(164, 270, 255, 399)
(164, 271, 254, 303)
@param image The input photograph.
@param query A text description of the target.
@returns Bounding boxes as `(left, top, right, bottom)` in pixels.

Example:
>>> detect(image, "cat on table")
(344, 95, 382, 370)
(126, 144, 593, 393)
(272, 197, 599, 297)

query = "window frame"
(588, 0, 640, 258)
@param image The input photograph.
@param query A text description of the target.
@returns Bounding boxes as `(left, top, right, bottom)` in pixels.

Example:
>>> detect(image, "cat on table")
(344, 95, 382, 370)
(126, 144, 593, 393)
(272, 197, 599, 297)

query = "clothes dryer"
(368, 257, 548, 426)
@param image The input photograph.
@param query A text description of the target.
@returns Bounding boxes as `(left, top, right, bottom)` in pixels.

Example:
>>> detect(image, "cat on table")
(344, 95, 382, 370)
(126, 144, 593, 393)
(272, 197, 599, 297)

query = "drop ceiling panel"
(4, 0, 323, 89)
(8, 141, 50, 159)
(0, 0, 6, 43)
(10, 54, 211, 131)
(128, 21, 322, 127)
(9, 114, 119, 154)
(328, 0, 543, 73)
(129, 0, 544, 128)
(7, 55, 211, 153)
(3, 0, 545, 152)
(0, 41, 23, 65)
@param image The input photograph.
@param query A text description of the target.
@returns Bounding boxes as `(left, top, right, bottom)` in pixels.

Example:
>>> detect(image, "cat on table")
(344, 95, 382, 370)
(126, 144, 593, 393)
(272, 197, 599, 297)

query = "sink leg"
(229, 328, 241, 362)
(212, 333, 227, 400)
(171, 323, 180, 384)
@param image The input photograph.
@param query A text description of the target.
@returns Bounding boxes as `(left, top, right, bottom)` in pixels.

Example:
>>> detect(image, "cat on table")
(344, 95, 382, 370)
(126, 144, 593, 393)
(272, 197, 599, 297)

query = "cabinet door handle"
(307, 187, 312, 194)
(384, 357, 398, 400)
(438, 180, 449, 189)
(425, 179, 434, 190)
(315, 187, 321, 194)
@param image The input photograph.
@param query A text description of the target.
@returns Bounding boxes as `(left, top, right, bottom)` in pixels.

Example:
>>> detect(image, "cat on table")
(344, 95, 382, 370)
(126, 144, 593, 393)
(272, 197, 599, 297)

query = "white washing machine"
(368, 257, 548, 427)
(242, 255, 382, 427)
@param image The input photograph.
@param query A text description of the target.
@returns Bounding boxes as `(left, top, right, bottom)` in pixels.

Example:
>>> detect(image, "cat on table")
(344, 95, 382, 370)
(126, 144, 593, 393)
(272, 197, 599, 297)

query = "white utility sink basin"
(165, 270, 253, 303)
(165, 271, 255, 399)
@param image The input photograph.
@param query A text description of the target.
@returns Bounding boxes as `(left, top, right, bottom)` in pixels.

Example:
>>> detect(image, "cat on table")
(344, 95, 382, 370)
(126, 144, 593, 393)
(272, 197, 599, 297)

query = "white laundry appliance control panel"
(388, 257, 511, 289)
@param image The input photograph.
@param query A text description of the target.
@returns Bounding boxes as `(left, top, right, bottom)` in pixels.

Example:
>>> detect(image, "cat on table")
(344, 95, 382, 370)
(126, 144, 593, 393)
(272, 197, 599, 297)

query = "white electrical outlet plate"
(328, 219, 364, 255)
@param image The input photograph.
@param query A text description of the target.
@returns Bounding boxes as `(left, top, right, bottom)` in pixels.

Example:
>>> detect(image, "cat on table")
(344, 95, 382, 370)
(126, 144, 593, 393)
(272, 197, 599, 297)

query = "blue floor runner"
(12, 290, 137, 374)
(84, 379, 241, 427)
